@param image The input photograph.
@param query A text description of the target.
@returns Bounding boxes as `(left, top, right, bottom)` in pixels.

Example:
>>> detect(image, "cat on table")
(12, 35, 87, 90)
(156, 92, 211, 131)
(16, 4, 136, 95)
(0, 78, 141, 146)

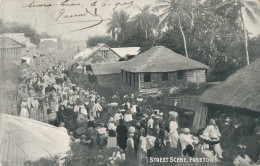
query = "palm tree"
(153, 0, 197, 58)
(106, 11, 130, 43)
(132, 5, 159, 43)
(215, 0, 260, 65)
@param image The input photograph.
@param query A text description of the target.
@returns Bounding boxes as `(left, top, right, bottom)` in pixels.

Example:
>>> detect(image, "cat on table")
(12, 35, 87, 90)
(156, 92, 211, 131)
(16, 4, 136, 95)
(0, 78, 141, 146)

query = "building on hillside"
(68, 43, 121, 85)
(70, 43, 121, 69)
(120, 46, 209, 94)
(0, 33, 36, 61)
(37, 38, 59, 53)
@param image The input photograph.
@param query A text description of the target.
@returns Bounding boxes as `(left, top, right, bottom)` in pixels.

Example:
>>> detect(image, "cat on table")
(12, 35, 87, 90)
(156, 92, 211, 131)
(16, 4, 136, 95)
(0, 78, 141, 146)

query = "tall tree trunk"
(145, 29, 148, 42)
(240, 8, 250, 65)
(178, 13, 189, 58)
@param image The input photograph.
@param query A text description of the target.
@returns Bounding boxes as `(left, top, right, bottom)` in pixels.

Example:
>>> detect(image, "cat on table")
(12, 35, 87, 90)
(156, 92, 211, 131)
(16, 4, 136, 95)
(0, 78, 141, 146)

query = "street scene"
(0, 0, 260, 166)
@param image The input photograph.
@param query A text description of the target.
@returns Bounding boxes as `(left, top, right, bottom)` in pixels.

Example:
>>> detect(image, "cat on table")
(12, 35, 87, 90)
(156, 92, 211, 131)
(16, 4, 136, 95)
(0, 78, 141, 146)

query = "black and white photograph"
(0, 0, 260, 165)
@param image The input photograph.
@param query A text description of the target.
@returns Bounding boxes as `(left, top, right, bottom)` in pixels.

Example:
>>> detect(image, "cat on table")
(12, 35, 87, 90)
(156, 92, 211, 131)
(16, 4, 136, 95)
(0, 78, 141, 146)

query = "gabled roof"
(91, 62, 124, 75)
(0, 33, 27, 44)
(120, 46, 209, 73)
(200, 58, 260, 112)
(70, 43, 120, 65)
(0, 33, 36, 47)
(111, 47, 140, 58)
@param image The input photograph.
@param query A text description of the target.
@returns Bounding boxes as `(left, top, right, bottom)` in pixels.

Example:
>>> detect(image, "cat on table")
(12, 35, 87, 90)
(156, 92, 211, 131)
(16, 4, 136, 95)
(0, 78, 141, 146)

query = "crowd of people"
(15, 63, 260, 166)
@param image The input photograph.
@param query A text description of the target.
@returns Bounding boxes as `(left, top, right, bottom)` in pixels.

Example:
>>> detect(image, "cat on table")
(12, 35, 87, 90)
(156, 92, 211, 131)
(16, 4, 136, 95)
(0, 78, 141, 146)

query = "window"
(162, 73, 168, 81)
(177, 71, 184, 79)
(126, 72, 128, 83)
(129, 73, 132, 85)
(85, 65, 91, 71)
(133, 74, 136, 86)
(102, 50, 108, 58)
(144, 73, 151, 82)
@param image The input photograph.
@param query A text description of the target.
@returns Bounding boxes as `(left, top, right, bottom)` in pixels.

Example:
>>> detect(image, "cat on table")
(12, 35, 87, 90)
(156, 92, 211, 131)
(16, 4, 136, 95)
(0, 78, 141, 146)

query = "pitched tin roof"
(111, 47, 140, 58)
(70, 43, 120, 65)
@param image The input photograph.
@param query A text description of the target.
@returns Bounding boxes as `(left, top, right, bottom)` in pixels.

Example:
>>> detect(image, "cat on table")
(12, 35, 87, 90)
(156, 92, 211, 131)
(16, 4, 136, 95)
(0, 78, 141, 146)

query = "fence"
(0, 89, 20, 116)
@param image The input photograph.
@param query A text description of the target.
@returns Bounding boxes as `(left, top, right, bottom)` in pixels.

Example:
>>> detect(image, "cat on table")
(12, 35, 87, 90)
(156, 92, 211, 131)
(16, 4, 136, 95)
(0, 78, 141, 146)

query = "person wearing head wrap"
(203, 119, 223, 159)
(107, 117, 117, 148)
(179, 128, 198, 153)
(125, 126, 136, 166)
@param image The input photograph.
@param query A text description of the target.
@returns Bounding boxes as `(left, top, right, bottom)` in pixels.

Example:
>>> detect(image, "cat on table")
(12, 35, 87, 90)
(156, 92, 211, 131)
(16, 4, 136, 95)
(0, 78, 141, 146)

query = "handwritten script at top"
(22, 0, 134, 32)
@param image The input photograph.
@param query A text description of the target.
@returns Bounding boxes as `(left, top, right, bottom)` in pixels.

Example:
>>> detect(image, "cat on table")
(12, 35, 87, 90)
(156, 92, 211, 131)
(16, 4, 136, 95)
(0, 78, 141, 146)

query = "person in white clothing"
(107, 117, 117, 148)
(179, 128, 198, 152)
(93, 100, 102, 118)
(168, 116, 179, 148)
(147, 117, 154, 130)
(20, 105, 29, 118)
(74, 104, 80, 113)
(203, 119, 223, 159)
(130, 103, 137, 114)
(114, 110, 124, 125)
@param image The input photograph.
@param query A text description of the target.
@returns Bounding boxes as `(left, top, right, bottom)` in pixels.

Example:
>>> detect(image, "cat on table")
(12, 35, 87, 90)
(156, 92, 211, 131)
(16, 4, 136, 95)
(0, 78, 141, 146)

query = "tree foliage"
(0, 20, 53, 45)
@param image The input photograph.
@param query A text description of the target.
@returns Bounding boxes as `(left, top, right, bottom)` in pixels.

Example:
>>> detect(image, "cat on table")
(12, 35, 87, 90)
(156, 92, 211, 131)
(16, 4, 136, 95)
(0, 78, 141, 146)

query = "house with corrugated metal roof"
(0, 33, 36, 61)
(68, 43, 122, 87)
(120, 46, 209, 94)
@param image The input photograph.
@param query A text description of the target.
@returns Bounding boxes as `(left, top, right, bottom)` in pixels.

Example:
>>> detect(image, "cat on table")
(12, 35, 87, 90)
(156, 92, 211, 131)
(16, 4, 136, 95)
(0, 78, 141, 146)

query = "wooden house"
(120, 46, 209, 94)
(69, 43, 121, 86)
(0, 33, 36, 61)
(0, 33, 36, 76)
(91, 62, 123, 89)
(69, 43, 121, 72)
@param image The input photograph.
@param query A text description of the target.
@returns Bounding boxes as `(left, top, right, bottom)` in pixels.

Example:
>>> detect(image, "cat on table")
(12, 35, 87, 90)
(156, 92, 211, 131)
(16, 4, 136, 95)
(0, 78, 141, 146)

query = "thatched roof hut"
(120, 46, 209, 94)
(200, 58, 260, 112)
(120, 46, 209, 72)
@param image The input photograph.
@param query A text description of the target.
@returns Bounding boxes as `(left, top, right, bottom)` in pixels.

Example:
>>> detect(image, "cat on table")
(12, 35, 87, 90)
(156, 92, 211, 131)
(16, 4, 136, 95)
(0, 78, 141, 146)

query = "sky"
(0, 0, 259, 41)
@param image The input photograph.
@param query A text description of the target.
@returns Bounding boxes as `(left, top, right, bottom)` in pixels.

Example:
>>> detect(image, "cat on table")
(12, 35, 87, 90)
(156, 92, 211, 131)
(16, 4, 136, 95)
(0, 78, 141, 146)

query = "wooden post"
(138, 73, 141, 92)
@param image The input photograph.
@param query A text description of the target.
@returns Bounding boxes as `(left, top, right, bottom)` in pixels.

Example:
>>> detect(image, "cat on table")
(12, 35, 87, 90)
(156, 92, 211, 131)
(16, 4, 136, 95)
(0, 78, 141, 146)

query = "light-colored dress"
(20, 107, 29, 118)
(169, 121, 179, 148)
(137, 136, 148, 166)
(107, 123, 117, 148)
